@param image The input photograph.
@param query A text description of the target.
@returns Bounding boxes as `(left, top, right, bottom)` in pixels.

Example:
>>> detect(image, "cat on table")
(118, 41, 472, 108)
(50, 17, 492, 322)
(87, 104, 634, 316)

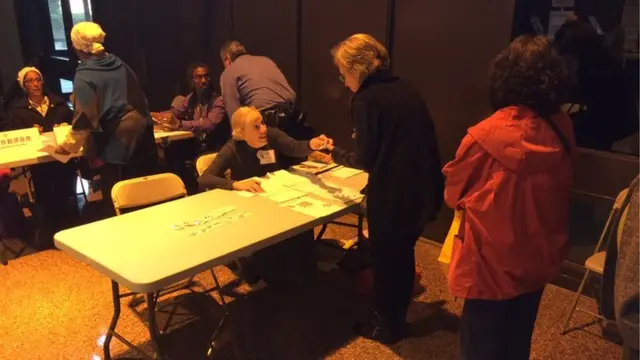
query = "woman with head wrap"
(56, 21, 160, 217)
(9, 66, 78, 248)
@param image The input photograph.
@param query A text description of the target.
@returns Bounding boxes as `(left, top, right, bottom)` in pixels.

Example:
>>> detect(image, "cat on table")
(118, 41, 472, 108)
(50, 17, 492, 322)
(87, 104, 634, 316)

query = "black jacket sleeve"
(197, 145, 235, 191)
(268, 127, 313, 158)
(331, 99, 377, 171)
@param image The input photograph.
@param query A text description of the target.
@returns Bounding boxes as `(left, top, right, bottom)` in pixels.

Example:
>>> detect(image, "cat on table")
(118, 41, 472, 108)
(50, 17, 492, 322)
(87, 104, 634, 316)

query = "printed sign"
(0, 128, 42, 151)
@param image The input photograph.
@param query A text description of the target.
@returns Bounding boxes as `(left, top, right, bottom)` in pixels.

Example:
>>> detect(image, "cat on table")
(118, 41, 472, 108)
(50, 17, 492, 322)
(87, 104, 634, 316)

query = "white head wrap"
(16, 67, 43, 90)
(70, 21, 106, 55)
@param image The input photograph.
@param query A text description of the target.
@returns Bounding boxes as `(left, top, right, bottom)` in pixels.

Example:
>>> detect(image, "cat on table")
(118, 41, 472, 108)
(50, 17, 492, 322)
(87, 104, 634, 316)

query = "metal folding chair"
(562, 188, 630, 334)
(104, 173, 229, 360)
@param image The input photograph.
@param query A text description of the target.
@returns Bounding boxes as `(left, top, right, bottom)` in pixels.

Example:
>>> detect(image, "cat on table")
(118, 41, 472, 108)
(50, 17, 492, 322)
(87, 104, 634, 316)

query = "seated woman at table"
(198, 106, 330, 287)
(8, 66, 79, 248)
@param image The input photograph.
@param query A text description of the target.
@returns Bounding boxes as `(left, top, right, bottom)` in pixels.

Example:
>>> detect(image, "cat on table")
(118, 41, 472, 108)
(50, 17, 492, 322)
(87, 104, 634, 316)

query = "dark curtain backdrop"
(65, 0, 637, 243)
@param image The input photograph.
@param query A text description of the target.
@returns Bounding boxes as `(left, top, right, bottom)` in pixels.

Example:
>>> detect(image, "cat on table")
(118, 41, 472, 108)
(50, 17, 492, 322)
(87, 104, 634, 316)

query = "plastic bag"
(438, 210, 462, 275)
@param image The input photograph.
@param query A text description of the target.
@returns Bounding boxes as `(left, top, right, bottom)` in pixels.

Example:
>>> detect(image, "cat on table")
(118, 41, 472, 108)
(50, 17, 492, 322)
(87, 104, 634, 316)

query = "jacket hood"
(468, 106, 572, 173)
(76, 53, 123, 73)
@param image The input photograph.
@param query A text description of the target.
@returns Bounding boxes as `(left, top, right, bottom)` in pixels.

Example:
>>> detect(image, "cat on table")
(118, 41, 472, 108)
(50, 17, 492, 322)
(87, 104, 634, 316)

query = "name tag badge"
(257, 149, 276, 165)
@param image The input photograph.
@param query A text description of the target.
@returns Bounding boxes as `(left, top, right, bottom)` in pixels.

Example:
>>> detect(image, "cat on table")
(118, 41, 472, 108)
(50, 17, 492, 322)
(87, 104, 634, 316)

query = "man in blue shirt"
(219, 40, 296, 119)
(219, 41, 313, 167)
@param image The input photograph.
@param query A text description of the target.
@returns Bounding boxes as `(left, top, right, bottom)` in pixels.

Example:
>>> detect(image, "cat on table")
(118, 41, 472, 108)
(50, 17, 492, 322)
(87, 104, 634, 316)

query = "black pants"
(261, 104, 314, 169)
(459, 288, 544, 360)
(241, 230, 316, 287)
(370, 231, 418, 330)
(31, 162, 79, 244)
(99, 154, 161, 218)
(161, 138, 198, 194)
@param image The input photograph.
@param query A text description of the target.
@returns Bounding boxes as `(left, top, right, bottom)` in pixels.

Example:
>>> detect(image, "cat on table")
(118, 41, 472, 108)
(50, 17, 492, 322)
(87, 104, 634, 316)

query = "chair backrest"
(594, 188, 630, 254)
(195, 153, 217, 177)
(111, 173, 187, 216)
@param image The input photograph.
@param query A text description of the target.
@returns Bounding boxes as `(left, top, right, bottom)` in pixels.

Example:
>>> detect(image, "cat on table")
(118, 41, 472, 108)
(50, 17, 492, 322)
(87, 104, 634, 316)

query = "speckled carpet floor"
(0, 216, 622, 360)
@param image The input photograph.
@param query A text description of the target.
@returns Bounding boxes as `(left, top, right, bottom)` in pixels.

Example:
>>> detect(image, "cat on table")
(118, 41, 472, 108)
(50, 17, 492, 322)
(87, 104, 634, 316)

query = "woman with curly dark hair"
(442, 35, 575, 360)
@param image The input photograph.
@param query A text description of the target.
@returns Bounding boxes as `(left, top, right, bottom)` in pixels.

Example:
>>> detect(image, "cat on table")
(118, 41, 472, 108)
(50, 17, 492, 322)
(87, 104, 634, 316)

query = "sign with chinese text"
(0, 128, 42, 152)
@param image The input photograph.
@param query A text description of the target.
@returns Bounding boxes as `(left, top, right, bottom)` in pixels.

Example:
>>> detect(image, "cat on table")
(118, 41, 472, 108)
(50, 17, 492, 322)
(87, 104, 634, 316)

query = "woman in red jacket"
(443, 35, 574, 360)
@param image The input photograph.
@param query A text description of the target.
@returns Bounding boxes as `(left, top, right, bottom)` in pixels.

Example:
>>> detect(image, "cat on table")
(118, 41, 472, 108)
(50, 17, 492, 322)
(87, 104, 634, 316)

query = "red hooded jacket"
(442, 106, 574, 300)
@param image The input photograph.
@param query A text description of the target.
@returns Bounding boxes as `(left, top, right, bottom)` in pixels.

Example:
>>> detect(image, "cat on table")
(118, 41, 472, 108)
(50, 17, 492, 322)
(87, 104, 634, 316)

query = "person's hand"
(310, 134, 333, 151)
(309, 151, 332, 164)
(33, 124, 43, 134)
(232, 179, 264, 193)
(54, 145, 70, 155)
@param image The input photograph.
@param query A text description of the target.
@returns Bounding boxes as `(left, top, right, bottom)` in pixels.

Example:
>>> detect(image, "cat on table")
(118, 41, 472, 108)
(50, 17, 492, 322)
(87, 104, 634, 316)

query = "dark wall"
(513, 0, 626, 37)
(232, 0, 298, 92)
(93, 0, 217, 110)
(300, 0, 390, 151)
(393, 0, 516, 240)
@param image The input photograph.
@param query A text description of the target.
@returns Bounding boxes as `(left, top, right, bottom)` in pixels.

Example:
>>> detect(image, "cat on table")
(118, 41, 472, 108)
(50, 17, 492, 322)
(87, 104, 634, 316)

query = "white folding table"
(55, 170, 368, 360)
(0, 130, 194, 168)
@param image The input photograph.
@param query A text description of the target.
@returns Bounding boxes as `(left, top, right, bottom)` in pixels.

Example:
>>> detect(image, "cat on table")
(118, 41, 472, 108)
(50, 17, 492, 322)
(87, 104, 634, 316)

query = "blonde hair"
(331, 34, 390, 82)
(71, 22, 106, 54)
(231, 106, 263, 140)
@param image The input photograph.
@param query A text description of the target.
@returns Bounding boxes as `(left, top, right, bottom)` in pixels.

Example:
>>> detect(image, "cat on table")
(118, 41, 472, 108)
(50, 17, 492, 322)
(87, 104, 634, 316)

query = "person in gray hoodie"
(56, 21, 159, 217)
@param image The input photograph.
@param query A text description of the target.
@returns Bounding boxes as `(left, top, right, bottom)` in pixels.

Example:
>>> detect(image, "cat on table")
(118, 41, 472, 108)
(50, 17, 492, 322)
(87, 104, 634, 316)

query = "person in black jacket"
(327, 34, 444, 344)
(199, 106, 330, 287)
(9, 66, 78, 247)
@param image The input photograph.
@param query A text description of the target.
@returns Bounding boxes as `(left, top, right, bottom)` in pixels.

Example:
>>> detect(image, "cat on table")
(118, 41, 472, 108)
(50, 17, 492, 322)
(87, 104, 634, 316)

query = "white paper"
(267, 170, 314, 186)
(293, 182, 364, 204)
(263, 189, 306, 204)
(329, 167, 363, 179)
(235, 191, 256, 198)
(280, 196, 343, 218)
(253, 177, 289, 194)
(53, 125, 72, 145)
(38, 144, 73, 164)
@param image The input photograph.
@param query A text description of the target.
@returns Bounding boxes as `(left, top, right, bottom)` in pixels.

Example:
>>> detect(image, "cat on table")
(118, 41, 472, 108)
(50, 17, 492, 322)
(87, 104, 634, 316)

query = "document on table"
(266, 170, 314, 186)
(280, 195, 343, 218)
(291, 161, 339, 175)
(330, 167, 363, 179)
(262, 188, 306, 204)
(292, 181, 364, 204)
(38, 144, 73, 164)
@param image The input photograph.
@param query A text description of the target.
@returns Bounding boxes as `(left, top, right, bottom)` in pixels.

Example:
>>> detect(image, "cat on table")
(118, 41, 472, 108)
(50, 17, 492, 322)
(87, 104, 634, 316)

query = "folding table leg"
(206, 269, 229, 358)
(145, 292, 166, 360)
(357, 213, 364, 240)
(104, 280, 122, 360)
